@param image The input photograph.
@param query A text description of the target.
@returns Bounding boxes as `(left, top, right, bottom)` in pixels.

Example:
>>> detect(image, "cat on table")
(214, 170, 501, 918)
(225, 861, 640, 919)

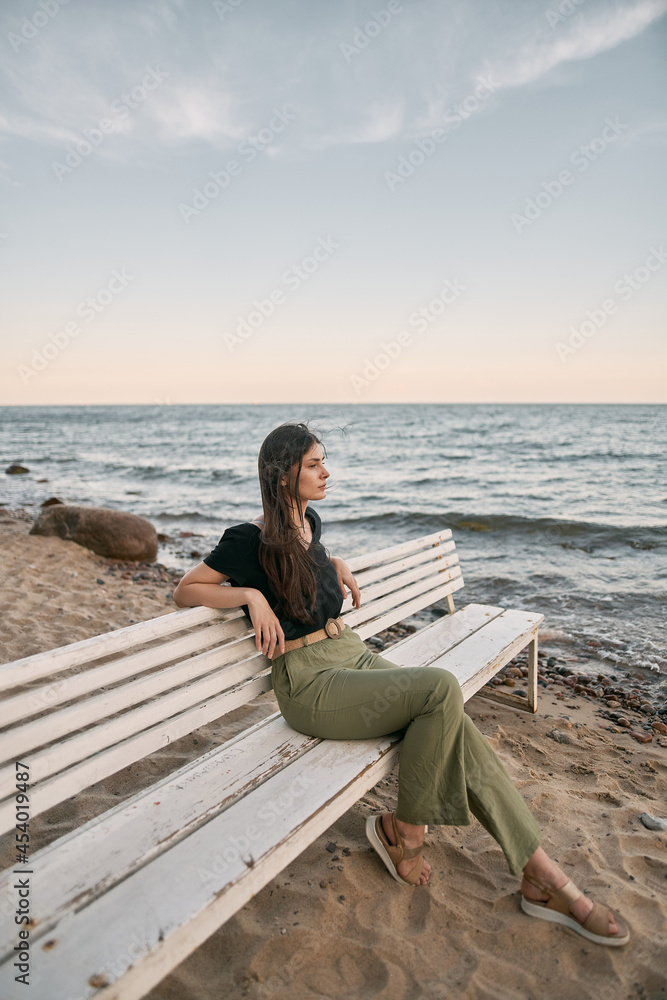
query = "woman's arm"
(173, 562, 285, 657)
(173, 562, 253, 610)
(330, 556, 362, 609)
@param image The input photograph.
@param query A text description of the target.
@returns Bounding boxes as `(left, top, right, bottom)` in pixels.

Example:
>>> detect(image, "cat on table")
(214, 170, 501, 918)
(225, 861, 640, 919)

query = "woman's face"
(288, 442, 329, 501)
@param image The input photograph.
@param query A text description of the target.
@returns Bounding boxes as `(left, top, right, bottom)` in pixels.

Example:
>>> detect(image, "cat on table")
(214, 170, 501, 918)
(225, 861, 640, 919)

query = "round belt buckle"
(324, 617, 343, 639)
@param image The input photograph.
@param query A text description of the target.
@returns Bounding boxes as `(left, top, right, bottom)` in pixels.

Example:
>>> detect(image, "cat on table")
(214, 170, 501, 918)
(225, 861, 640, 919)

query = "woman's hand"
(245, 590, 285, 659)
(330, 557, 361, 609)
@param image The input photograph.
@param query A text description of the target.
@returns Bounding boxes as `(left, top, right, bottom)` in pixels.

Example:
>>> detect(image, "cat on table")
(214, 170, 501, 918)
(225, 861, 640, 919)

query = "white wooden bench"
(0, 527, 542, 1000)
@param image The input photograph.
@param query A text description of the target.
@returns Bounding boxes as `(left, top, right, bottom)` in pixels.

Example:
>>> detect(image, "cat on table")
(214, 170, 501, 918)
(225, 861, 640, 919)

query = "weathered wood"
(0, 526, 544, 1000)
(527, 637, 538, 712)
(474, 687, 537, 713)
(0, 671, 272, 833)
(0, 604, 537, 961)
(0, 713, 315, 952)
(0, 618, 250, 720)
(345, 566, 463, 631)
(0, 636, 262, 764)
(349, 539, 457, 589)
(345, 527, 453, 573)
(0, 605, 237, 690)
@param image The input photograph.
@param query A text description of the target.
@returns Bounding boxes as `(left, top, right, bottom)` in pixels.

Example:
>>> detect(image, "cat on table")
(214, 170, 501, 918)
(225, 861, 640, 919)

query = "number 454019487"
(15, 762, 30, 862)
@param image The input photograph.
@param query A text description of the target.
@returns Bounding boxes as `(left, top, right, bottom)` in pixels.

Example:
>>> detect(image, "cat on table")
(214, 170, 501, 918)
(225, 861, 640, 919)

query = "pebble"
(640, 813, 667, 832)
(630, 731, 652, 744)
(548, 729, 571, 744)
(651, 722, 667, 734)
(504, 678, 515, 687)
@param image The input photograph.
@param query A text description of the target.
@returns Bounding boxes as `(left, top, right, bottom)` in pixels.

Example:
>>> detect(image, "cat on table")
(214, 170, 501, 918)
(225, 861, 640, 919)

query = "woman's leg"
(272, 626, 541, 876)
(273, 628, 627, 935)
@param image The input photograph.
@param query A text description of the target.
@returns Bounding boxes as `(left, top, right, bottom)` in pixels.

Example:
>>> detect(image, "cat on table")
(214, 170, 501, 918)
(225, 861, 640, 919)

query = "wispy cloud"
(148, 80, 245, 143)
(0, 0, 664, 166)
(496, 0, 667, 87)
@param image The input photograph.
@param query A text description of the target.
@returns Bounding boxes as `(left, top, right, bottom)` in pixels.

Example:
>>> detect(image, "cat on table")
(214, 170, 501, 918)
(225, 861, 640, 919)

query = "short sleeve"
(202, 523, 258, 583)
(307, 505, 322, 543)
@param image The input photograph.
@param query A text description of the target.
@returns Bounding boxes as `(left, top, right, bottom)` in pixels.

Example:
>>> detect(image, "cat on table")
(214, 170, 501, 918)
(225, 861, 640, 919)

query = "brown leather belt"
(271, 616, 345, 659)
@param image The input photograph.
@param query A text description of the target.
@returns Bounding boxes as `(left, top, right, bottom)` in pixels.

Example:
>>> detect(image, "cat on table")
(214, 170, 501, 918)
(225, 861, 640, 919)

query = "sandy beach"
(1, 510, 665, 1000)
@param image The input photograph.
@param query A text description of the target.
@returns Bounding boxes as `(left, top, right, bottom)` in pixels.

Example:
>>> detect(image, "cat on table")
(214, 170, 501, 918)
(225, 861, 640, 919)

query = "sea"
(1, 403, 666, 690)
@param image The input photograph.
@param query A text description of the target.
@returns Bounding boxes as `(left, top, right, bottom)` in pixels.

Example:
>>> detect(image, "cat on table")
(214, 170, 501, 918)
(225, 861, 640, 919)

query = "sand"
(1, 511, 665, 1000)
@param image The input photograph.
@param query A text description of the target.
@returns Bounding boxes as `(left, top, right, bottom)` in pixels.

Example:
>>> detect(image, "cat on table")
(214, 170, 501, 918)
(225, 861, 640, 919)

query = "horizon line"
(1, 401, 665, 408)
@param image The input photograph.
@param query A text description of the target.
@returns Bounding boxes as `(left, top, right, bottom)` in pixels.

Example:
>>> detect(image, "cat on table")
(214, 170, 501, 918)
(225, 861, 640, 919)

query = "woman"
(173, 421, 629, 947)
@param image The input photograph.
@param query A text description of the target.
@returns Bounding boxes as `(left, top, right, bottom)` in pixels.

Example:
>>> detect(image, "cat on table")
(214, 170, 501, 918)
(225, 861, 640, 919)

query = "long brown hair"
(257, 421, 329, 624)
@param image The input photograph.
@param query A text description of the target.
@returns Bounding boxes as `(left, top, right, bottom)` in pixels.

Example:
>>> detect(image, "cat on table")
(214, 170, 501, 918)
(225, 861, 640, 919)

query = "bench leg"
(473, 632, 540, 714)
(527, 636, 538, 713)
(445, 594, 456, 615)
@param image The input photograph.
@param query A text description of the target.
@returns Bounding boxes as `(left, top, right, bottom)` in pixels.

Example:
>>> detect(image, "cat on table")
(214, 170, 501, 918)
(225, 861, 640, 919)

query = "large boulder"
(29, 505, 158, 562)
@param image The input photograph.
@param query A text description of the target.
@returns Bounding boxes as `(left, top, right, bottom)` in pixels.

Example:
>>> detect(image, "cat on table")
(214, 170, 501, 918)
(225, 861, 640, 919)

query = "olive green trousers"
(271, 623, 541, 875)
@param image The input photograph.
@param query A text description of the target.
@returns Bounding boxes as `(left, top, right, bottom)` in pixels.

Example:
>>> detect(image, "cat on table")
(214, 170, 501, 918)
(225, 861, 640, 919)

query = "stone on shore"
(29, 504, 158, 562)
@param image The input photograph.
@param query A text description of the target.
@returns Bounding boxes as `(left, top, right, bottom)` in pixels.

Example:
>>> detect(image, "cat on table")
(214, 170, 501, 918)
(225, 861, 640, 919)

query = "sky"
(0, 0, 666, 405)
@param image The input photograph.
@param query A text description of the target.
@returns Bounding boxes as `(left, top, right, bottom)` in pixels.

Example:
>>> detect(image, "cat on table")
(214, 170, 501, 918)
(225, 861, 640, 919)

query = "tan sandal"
(365, 813, 425, 886)
(521, 873, 630, 946)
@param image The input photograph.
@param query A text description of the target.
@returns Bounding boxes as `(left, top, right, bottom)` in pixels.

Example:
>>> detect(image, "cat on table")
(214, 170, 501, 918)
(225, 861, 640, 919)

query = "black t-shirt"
(202, 506, 344, 640)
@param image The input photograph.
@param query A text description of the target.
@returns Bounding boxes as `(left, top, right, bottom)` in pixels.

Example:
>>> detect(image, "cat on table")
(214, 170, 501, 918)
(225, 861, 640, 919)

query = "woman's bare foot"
(522, 847, 619, 935)
(382, 813, 431, 885)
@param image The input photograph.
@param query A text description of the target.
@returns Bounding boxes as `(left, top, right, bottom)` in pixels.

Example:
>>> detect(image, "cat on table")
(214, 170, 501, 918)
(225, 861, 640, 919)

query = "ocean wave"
(328, 510, 667, 548)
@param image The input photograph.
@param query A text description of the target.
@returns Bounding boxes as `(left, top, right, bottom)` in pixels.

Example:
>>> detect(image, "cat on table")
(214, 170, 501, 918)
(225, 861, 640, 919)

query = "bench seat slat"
(0, 671, 271, 833)
(1, 619, 251, 721)
(346, 563, 462, 626)
(354, 552, 460, 605)
(349, 574, 465, 637)
(0, 656, 272, 808)
(344, 527, 453, 573)
(348, 539, 456, 588)
(0, 713, 317, 951)
(0, 637, 262, 764)
(0, 607, 240, 690)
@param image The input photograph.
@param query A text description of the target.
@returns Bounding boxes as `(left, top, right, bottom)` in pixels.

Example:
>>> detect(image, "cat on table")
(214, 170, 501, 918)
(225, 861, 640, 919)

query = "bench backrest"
(0, 527, 462, 835)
